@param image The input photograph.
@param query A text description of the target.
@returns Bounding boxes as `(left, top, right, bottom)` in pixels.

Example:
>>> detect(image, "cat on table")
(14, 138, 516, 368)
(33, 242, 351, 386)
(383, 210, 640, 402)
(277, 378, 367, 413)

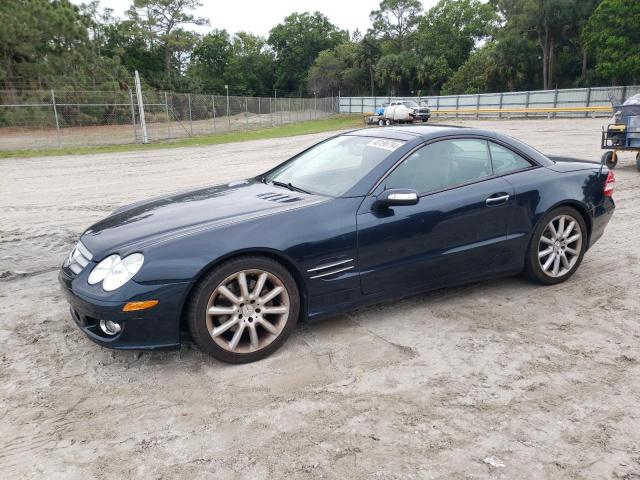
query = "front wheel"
(524, 207, 587, 285)
(187, 256, 299, 363)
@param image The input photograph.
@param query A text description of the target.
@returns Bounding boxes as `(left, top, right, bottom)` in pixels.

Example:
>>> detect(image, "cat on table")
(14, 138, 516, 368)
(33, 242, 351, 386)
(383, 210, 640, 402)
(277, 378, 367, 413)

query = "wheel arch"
(178, 248, 308, 334)
(527, 200, 593, 252)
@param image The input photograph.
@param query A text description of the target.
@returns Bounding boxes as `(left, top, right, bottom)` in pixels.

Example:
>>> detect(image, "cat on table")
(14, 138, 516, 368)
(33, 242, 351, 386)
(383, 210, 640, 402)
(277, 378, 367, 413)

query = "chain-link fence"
(0, 84, 339, 151)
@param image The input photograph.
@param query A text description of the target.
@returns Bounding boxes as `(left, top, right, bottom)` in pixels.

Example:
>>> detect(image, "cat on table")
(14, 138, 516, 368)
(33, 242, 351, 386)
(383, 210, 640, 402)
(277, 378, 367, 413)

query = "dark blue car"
(59, 125, 616, 363)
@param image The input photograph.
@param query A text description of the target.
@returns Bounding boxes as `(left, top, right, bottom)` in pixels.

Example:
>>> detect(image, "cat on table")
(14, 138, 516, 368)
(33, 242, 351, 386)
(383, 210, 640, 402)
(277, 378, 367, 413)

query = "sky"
(75, 0, 440, 37)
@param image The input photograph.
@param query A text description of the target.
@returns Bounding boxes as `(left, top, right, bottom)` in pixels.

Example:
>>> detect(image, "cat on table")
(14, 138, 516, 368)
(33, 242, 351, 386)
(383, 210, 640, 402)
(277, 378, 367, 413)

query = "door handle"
(485, 193, 510, 206)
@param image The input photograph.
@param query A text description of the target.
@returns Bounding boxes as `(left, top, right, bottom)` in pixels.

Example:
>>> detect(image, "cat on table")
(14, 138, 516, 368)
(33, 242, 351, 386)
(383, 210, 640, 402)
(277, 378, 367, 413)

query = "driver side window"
(385, 139, 493, 194)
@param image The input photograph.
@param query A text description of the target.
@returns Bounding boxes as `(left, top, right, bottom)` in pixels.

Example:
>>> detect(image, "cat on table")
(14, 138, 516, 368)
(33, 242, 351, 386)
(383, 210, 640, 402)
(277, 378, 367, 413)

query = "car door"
(357, 137, 517, 295)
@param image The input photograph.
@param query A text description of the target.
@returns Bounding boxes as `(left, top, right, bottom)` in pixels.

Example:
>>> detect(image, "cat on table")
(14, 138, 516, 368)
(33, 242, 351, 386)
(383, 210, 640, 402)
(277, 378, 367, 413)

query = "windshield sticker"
(367, 138, 404, 152)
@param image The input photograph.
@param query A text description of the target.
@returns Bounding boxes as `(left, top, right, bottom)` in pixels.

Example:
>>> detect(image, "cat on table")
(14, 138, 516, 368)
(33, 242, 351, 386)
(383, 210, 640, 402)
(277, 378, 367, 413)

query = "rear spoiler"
(547, 154, 606, 175)
(547, 155, 599, 164)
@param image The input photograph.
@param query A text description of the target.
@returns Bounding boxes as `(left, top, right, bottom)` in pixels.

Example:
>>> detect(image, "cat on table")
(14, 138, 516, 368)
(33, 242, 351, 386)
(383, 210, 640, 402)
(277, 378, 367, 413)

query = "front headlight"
(88, 253, 144, 291)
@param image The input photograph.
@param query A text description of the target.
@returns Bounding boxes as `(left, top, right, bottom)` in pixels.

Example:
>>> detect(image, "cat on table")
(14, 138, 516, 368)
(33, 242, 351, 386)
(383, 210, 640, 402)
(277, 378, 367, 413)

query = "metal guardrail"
(342, 85, 640, 118)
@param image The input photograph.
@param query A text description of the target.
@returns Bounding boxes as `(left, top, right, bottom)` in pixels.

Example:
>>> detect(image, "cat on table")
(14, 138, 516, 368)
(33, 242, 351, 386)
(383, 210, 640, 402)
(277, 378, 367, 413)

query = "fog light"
(99, 319, 122, 336)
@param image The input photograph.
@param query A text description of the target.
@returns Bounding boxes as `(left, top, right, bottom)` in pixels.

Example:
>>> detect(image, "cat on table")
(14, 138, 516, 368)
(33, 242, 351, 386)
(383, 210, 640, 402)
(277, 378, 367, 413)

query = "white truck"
(369, 99, 431, 126)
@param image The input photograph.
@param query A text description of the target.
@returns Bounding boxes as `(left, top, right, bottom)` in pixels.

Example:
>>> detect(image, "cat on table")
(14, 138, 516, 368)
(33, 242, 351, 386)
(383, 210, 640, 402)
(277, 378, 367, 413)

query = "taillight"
(604, 170, 615, 197)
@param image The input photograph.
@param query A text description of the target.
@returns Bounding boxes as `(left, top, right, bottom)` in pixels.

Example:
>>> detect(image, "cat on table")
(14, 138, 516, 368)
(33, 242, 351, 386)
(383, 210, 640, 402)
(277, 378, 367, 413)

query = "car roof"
(344, 124, 494, 142)
(344, 125, 554, 166)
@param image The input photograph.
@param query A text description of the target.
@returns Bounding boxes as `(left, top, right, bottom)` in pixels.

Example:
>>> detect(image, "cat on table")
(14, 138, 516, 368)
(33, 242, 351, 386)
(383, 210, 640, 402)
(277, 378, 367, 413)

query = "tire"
(187, 256, 300, 363)
(636, 152, 640, 172)
(378, 119, 385, 127)
(422, 118, 429, 123)
(601, 151, 617, 169)
(385, 118, 391, 126)
(524, 206, 587, 285)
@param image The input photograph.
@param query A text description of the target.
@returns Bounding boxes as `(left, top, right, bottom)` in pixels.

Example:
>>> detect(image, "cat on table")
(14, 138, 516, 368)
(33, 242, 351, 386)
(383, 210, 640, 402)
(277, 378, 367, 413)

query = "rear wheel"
(187, 256, 299, 363)
(602, 150, 617, 169)
(524, 207, 587, 285)
(377, 118, 385, 127)
(385, 118, 391, 126)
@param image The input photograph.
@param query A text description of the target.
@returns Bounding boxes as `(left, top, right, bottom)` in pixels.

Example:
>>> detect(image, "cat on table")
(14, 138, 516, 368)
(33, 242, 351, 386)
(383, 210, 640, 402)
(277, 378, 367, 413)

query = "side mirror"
(373, 189, 419, 209)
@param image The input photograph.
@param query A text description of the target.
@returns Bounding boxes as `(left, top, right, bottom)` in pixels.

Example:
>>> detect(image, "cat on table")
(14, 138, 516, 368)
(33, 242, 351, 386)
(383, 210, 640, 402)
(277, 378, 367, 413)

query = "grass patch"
(0, 115, 365, 159)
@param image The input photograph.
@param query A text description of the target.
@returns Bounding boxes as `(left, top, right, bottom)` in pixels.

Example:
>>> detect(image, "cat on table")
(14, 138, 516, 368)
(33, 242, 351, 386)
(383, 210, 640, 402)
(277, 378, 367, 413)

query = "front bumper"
(410, 112, 430, 121)
(59, 268, 190, 350)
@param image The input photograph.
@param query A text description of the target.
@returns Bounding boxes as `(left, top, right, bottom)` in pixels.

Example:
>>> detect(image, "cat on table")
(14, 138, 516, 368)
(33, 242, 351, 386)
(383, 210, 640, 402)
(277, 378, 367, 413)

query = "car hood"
(80, 179, 327, 259)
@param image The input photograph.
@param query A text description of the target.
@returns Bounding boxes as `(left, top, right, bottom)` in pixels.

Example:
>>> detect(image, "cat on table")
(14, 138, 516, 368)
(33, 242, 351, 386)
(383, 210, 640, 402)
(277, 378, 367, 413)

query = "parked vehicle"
(60, 126, 615, 363)
(601, 93, 640, 171)
(389, 99, 431, 122)
(369, 100, 431, 126)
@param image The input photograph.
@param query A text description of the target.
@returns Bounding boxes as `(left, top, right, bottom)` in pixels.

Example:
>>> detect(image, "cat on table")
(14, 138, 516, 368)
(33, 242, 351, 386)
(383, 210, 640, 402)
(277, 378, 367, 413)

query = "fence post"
(50, 89, 61, 147)
(258, 97, 261, 127)
(622, 86, 628, 103)
(187, 94, 193, 135)
(128, 89, 137, 143)
(245, 97, 249, 130)
(524, 90, 530, 119)
(164, 92, 171, 139)
(476, 94, 480, 119)
(226, 90, 230, 129)
(289, 97, 292, 123)
(455, 95, 459, 118)
(585, 87, 591, 118)
(349, 97, 352, 114)
(134, 70, 148, 143)
(498, 92, 503, 119)
(270, 96, 273, 126)
(211, 95, 216, 133)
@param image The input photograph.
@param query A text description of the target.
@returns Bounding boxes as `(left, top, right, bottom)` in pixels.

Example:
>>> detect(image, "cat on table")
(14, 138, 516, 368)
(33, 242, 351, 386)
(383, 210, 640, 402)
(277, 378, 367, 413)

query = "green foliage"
(1, 0, 638, 102)
(268, 12, 347, 94)
(369, 0, 423, 52)
(412, 0, 497, 93)
(583, 0, 640, 85)
(442, 42, 504, 94)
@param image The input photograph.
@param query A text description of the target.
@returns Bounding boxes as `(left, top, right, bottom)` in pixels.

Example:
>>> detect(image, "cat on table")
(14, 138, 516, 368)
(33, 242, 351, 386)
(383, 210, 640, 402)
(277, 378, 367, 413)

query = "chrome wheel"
(537, 214, 583, 278)
(205, 269, 290, 353)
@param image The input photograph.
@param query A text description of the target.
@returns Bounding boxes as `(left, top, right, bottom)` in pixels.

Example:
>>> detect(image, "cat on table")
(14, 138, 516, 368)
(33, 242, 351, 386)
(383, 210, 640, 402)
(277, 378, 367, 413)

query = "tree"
(224, 32, 275, 96)
(441, 42, 506, 94)
(307, 50, 344, 96)
(583, 0, 640, 85)
(268, 12, 347, 94)
(307, 41, 368, 96)
(127, 0, 208, 78)
(188, 29, 232, 93)
(497, 0, 597, 90)
(375, 51, 416, 95)
(369, 0, 423, 52)
(414, 0, 497, 93)
(0, 0, 130, 101)
(358, 34, 381, 95)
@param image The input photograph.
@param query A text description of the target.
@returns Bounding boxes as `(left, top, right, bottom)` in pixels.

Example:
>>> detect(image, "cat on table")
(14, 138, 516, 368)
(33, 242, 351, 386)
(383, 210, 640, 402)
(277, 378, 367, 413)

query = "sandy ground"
(1, 118, 639, 479)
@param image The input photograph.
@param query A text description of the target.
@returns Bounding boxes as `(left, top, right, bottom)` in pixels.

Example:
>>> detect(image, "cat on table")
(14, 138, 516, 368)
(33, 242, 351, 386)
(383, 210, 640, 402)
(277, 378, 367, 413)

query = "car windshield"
(403, 100, 419, 107)
(263, 135, 406, 197)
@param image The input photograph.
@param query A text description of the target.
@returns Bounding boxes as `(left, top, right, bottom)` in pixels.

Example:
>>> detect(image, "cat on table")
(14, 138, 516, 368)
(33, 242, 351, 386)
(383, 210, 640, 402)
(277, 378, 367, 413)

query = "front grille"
(64, 241, 93, 275)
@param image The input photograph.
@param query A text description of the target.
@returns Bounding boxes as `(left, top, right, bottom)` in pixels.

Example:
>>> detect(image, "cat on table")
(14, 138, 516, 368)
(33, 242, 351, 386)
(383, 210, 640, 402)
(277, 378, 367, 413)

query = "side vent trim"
(307, 258, 355, 279)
